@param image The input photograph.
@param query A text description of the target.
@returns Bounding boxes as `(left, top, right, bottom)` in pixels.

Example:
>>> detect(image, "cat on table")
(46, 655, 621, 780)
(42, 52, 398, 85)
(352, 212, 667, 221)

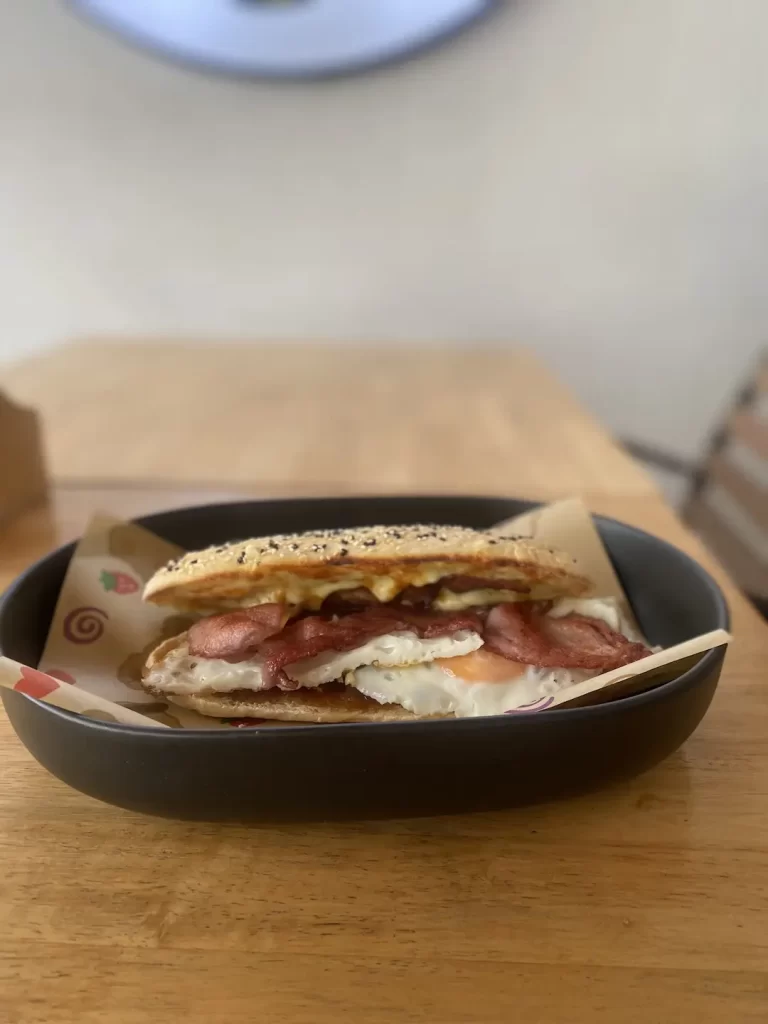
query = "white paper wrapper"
(0, 499, 730, 727)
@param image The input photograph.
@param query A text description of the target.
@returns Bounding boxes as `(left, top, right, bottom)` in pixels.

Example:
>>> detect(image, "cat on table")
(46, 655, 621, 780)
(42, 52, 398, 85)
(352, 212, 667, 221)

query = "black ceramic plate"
(0, 496, 729, 822)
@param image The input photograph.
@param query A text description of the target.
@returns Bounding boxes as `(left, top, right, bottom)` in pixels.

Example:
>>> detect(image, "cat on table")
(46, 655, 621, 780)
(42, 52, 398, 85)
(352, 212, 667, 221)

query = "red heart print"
(14, 667, 61, 699)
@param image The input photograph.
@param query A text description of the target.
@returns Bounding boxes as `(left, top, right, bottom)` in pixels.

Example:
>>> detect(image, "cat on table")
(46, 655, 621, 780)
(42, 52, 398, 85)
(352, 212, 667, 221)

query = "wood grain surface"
(1, 342, 767, 1024)
(2, 341, 655, 495)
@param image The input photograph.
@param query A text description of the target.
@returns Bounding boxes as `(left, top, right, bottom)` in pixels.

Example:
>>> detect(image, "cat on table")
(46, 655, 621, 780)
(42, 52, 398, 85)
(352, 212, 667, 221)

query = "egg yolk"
(436, 649, 525, 682)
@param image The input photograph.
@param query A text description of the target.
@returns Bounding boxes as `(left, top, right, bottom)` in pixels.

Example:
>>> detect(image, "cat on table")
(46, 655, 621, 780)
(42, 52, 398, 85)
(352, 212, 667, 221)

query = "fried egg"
(145, 596, 635, 715)
(350, 655, 590, 718)
(145, 630, 483, 696)
(284, 629, 482, 686)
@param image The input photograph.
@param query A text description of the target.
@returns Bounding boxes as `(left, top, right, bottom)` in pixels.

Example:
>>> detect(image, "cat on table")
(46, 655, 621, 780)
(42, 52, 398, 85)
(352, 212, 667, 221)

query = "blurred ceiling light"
(69, 0, 499, 79)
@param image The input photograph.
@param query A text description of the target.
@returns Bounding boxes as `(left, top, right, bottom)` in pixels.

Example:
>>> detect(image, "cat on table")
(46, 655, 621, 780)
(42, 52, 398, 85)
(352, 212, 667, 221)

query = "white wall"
(1, 0, 767, 458)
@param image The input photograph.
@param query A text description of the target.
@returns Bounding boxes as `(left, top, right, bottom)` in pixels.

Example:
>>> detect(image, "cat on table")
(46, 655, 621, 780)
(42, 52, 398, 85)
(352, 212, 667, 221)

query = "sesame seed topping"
(145, 523, 582, 607)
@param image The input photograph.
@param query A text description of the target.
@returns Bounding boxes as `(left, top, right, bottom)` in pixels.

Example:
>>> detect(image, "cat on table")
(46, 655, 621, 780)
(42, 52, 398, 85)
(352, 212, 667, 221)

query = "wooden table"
(1, 342, 767, 1024)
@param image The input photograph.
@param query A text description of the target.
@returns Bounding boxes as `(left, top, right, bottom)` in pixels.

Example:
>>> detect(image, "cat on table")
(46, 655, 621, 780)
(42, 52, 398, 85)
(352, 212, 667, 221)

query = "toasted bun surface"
(143, 523, 591, 612)
(144, 684, 424, 724)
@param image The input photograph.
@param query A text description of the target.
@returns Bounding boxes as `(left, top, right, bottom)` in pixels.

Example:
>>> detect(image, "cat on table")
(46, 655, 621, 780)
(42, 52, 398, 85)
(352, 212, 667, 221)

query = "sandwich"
(141, 524, 650, 722)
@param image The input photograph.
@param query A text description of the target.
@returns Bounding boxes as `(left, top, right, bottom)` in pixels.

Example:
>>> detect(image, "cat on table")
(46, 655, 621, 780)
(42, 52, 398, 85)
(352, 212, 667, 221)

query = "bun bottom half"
(141, 681, 440, 723)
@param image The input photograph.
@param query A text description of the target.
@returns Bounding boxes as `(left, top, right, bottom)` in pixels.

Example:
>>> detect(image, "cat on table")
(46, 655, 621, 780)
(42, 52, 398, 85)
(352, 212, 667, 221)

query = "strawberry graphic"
(100, 570, 139, 595)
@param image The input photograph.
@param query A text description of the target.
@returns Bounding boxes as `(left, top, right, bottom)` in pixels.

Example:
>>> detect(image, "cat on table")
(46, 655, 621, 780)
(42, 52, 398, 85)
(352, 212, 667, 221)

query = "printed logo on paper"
(99, 570, 139, 595)
(63, 606, 108, 645)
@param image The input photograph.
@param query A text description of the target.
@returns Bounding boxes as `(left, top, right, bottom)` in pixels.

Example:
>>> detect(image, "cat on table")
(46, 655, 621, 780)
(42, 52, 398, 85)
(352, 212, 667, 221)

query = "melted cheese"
(213, 564, 539, 611)
(434, 588, 531, 611)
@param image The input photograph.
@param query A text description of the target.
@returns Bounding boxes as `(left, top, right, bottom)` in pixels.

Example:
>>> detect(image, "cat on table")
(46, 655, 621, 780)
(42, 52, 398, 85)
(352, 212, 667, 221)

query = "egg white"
(285, 629, 482, 686)
(349, 662, 589, 718)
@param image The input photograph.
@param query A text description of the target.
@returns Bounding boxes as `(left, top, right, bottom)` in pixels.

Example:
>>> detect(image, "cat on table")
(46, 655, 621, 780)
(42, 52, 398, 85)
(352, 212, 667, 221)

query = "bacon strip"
(185, 594, 647, 694)
(441, 575, 531, 594)
(320, 587, 380, 613)
(259, 606, 483, 689)
(397, 575, 530, 607)
(484, 603, 649, 671)
(393, 583, 439, 607)
(187, 603, 286, 661)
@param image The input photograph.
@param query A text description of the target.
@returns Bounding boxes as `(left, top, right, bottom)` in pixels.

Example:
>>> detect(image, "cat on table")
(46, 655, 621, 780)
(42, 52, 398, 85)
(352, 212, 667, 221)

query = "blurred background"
(1, 0, 767, 506)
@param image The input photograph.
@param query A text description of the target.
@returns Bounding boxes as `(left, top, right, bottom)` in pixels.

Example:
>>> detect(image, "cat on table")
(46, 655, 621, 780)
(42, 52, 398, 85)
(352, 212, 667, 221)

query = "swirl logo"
(63, 606, 108, 645)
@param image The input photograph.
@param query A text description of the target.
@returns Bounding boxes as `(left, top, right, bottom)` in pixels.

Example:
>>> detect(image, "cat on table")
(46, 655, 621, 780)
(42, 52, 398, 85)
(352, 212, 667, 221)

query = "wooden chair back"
(683, 355, 768, 602)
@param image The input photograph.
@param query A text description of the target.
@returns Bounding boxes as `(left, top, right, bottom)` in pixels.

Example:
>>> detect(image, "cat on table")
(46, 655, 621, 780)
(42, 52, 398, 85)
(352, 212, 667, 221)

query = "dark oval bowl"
(0, 496, 729, 822)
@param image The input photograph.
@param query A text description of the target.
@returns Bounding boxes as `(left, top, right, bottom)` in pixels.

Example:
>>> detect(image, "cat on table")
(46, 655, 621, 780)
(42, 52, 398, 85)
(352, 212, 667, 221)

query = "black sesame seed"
(338, 547, 349, 556)
(362, 538, 377, 547)
(237, 552, 246, 564)
(189, 559, 198, 565)
(268, 540, 279, 550)
(290, 543, 299, 551)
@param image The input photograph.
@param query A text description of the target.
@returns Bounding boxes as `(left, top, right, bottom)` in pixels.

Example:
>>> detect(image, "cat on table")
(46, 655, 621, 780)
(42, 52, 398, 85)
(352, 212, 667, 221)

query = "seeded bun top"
(143, 523, 592, 613)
